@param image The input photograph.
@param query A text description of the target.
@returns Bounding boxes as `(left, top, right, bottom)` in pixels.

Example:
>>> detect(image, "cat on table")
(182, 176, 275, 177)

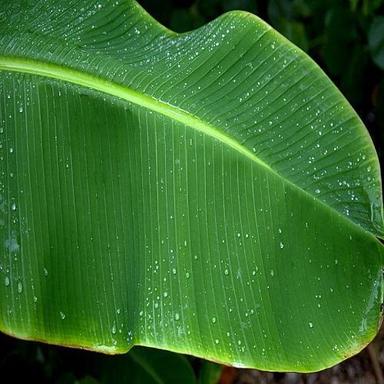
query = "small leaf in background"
(363, 0, 383, 15)
(278, 19, 309, 51)
(375, 80, 384, 159)
(267, 0, 295, 27)
(56, 372, 79, 384)
(292, 0, 312, 18)
(98, 347, 196, 384)
(369, 16, 384, 70)
(323, 7, 357, 76)
(266, 0, 310, 51)
(350, 0, 359, 12)
(198, 361, 223, 384)
(339, 44, 371, 107)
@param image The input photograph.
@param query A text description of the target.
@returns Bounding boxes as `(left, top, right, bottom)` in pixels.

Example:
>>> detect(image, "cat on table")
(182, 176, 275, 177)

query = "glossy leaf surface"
(0, 0, 383, 372)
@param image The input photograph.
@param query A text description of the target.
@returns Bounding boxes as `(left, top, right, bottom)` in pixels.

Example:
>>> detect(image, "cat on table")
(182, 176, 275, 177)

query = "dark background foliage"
(2, 0, 384, 383)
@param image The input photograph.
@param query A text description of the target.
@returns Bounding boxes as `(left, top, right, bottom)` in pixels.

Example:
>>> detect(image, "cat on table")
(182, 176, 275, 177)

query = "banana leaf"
(0, 0, 383, 372)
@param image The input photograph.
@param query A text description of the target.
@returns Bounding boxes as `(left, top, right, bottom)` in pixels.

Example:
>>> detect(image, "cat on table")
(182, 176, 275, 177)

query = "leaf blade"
(0, 0, 383, 373)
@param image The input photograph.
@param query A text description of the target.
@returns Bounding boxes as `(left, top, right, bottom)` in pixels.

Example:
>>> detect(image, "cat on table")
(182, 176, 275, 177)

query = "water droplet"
(185, 272, 190, 279)
(43, 267, 48, 276)
(172, 268, 177, 275)
(4, 234, 19, 253)
(60, 311, 66, 320)
(212, 317, 217, 324)
(309, 322, 313, 328)
(315, 189, 321, 194)
(33, 296, 38, 303)
(279, 242, 284, 249)
(111, 323, 116, 334)
(19, 106, 23, 113)
(163, 291, 168, 298)
(4, 276, 10, 287)
(11, 202, 16, 211)
(224, 269, 229, 275)
(215, 339, 219, 344)
(270, 269, 274, 277)
(174, 313, 180, 321)
(17, 281, 23, 293)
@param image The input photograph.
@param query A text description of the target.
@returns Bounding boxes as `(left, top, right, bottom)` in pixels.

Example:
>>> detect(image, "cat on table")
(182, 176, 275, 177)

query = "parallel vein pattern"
(0, 0, 383, 373)
(0, 0, 382, 236)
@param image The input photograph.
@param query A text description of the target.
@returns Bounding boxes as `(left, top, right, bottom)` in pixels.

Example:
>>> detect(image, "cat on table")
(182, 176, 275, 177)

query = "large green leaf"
(0, 0, 383, 373)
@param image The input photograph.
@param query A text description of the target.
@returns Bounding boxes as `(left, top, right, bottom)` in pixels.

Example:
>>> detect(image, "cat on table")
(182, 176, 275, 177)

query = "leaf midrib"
(0, 55, 377, 241)
(0, 56, 272, 166)
(2, 55, 278, 160)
